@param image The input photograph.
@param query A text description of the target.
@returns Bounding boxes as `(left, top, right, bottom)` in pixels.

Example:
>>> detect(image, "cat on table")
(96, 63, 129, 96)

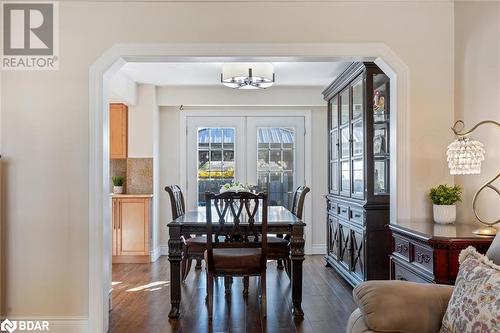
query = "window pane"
(331, 99, 339, 129)
(341, 127, 350, 158)
(197, 127, 235, 206)
(341, 161, 350, 193)
(255, 127, 296, 209)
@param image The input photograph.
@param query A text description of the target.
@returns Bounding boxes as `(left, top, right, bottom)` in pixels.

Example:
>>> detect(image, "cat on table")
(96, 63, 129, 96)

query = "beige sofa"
(346, 233, 500, 333)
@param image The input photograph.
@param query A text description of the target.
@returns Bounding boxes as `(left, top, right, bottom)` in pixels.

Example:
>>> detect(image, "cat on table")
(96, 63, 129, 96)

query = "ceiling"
(118, 61, 349, 87)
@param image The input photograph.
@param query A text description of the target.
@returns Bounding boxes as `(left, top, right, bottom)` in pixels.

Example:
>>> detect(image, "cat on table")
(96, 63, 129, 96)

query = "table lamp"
(447, 120, 500, 236)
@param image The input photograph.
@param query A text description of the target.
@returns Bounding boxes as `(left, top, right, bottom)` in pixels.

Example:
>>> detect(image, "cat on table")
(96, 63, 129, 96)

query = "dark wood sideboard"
(389, 220, 494, 285)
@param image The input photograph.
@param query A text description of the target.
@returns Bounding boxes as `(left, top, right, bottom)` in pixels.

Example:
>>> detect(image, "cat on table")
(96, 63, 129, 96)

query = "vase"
(433, 204, 456, 224)
(113, 186, 123, 194)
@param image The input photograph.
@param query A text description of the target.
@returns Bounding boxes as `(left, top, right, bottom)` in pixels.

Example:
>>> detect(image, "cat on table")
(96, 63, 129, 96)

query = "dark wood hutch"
(323, 62, 391, 287)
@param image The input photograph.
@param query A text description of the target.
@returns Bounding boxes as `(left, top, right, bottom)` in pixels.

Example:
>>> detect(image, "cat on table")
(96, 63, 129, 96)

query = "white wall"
(108, 71, 137, 105)
(454, 2, 500, 225)
(156, 85, 325, 106)
(159, 104, 327, 251)
(1, 0, 455, 323)
(128, 84, 155, 158)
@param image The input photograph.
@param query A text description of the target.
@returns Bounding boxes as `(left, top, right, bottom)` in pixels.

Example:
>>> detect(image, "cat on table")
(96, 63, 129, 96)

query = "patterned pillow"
(440, 246, 500, 333)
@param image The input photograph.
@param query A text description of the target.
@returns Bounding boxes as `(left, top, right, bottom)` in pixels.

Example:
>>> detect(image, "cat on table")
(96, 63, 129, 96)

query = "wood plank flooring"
(110, 255, 356, 333)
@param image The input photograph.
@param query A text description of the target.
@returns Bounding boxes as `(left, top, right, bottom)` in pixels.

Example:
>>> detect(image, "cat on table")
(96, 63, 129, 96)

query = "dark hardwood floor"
(110, 255, 356, 333)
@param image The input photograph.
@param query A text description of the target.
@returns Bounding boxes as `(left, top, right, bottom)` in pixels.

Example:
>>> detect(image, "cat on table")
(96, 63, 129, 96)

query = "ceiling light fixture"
(221, 63, 275, 89)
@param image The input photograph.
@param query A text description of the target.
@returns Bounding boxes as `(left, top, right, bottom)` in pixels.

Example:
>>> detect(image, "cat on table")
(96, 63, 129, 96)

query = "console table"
(389, 220, 494, 285)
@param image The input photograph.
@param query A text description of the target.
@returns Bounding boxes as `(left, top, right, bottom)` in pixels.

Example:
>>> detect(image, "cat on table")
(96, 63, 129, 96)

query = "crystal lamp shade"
(446, 137, 485, 175)
(221, 63, 275, 89)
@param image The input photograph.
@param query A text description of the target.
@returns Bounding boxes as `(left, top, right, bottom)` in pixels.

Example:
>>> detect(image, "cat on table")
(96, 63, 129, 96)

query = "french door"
(186, 115, 305, 210)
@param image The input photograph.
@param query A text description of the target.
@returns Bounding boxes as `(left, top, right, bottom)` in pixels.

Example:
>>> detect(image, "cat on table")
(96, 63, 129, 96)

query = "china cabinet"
(323, 62, 391, 287)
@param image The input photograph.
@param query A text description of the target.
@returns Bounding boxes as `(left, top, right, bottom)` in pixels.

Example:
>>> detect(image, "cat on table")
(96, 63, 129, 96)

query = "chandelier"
(221, 63, 275, 89)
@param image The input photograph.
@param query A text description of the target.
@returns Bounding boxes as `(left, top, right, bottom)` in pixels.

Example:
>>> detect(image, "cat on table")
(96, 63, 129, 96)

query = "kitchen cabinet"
(109, 103, 128, 159)
(112, 195, 151, 263)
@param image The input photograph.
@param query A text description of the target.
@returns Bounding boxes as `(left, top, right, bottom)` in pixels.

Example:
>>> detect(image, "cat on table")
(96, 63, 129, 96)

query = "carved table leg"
(276, 234, 284, 269)
(195, 234, 203, 269)
(290, 225, 305, 317)
(168, 225, 182, 318)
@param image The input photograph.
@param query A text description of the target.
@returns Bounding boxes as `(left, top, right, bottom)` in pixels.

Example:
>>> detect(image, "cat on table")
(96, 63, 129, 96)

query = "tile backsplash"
(126, 158, 153, 194)
(110, 158, 153, 194)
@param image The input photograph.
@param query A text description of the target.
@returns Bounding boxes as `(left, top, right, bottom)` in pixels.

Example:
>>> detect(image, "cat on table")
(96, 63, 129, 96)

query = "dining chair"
(270, 185, 311, 277)
(165, 185, 206, 281)
(204, 191, 268, 320)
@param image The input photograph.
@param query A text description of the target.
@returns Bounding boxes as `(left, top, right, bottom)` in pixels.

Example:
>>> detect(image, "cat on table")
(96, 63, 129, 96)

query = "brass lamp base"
(472, 226, 497, 236)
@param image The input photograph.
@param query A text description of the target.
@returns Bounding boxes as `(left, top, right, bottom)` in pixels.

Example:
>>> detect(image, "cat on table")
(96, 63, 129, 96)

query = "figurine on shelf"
(373, 90, 386, 122)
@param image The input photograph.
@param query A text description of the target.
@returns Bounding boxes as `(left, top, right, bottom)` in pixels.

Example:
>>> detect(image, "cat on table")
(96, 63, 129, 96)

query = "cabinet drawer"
(393, 236, 410, 261)
(327, 200, 337, 215)
(412, 244, 433, 273)
(337, 204, 349, 220)
(349, 208, 364, 225)
(393, 260, 428, 283)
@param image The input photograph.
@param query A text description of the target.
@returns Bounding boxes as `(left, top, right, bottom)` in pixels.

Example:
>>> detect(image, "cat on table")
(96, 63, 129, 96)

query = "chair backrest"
(205, 191, 268, 258)
(165, 185, 186, 220)
(290, 186, 310, 219)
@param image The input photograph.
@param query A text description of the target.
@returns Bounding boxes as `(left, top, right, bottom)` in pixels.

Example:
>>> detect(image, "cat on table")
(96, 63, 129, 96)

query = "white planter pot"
(113, 186, 123, 194)
(433, 204, 456, 224)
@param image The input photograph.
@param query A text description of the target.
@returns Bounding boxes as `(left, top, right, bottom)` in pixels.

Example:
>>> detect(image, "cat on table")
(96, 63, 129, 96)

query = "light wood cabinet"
(109, 103, 128, 159)
(112, 196, 151, 263)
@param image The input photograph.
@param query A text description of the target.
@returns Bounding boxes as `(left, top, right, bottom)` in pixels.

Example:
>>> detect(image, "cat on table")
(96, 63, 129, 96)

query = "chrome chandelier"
(221, 63, 275, 89)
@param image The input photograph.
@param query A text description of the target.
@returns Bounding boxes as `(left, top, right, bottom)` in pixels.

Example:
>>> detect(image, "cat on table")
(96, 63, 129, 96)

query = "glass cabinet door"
(372, 73, 390, 195)
(330, 98, 339, 194)
(339, 89, 351, 197)
(351, 78, 364, 198)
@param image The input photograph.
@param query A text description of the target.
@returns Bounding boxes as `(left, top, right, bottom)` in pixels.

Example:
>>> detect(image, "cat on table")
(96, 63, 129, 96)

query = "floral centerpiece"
(220, 181, 254, 193)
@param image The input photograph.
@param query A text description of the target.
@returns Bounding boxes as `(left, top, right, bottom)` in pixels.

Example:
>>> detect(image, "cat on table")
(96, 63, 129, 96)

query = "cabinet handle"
(396, 243, 408, 254)
(118, 201, 121, 229)
(416, 252, 431, 264)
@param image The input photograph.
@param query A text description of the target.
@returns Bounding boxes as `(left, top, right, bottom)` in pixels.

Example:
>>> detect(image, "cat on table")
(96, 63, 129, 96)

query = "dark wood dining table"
(167, 205, 306, 318)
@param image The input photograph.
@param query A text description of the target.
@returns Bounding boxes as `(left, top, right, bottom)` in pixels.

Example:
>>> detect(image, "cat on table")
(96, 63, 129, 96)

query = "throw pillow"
(440, 246, 500, 333)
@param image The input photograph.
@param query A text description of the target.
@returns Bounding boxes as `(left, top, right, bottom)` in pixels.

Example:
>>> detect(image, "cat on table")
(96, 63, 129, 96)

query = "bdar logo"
(0, 319, 17, 333)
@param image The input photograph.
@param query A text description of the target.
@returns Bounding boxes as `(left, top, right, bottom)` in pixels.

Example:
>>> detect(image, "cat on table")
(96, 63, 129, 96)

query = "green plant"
(112, 176, 124, 187)
(429, 184, 462, 205)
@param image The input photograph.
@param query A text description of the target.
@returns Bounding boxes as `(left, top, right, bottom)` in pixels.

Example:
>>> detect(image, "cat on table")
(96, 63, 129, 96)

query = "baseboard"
(160, 245, 169, 256)
(311, 244, 327, 255)
(150, 247, 161, 262)
(1, 317, 88, 333)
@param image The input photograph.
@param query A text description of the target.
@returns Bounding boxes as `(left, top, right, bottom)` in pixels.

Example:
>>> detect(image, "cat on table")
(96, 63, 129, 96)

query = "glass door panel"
(196, 128, 235, 206)
(352, 158, 364, 197)
(340, 160, 350, 196)
(256, 127, 296, 207)
(372, 73, 390, 195)
(331, 98, 339, 129)
(352, 79, 363, 119)
(352, 120, 363, 156)
(340, 89, 350, 125)
(340, 127, 350, 159)
(187, 117, 246, 209)
(247, 116, 305, 210)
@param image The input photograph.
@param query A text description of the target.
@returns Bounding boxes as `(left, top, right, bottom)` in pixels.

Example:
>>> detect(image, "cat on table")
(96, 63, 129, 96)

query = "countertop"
(389, 219, 494, 240)
(110, 193, 153, 198)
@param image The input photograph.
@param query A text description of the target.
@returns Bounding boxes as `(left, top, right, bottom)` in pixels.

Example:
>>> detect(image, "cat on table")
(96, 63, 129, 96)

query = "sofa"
(346, 232, 500, 333)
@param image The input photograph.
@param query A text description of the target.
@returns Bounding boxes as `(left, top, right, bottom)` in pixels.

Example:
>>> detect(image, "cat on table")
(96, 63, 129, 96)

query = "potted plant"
(112, 176, 124, 194)
(429, 184, 462, 224)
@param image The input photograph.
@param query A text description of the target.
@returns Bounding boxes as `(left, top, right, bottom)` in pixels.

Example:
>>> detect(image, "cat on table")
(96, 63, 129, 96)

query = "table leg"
(276, 234, 284, 269)
(168, 226, 182, 318)
(290, 225, 305, 317)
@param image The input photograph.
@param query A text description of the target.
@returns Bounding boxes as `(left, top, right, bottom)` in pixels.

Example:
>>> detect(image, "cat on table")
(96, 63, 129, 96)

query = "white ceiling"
(118, 61, 349, 87)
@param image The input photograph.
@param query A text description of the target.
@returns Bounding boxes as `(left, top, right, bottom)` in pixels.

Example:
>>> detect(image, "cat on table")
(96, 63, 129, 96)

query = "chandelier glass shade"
(446, 137, 485, 175)
(221, 63, 275, 89)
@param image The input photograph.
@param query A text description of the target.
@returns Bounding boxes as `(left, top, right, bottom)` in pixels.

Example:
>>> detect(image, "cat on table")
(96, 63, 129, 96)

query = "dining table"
(166, 205, 306, 318)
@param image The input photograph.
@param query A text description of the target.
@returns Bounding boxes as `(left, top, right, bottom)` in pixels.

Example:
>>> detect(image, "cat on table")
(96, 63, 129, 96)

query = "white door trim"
(89, 43, 410, 332)
(180, 110, 312, 255)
